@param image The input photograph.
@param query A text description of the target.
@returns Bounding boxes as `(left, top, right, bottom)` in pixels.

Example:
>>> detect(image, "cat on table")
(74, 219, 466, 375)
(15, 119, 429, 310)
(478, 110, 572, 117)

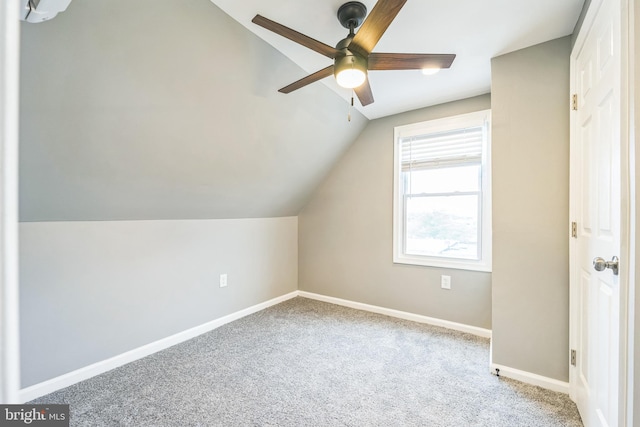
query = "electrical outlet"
(441, 275, 451, 290)
(219, 273, 227, 288)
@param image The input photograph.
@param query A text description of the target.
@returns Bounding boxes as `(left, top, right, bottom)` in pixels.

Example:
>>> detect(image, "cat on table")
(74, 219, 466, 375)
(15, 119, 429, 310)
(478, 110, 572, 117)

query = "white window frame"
(393, 110, 492, 272)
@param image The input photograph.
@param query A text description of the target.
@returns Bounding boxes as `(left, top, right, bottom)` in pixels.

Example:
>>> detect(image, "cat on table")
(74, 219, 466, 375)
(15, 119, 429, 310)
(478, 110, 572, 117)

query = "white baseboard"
(19, 291, 298, 403)
(490, 363, 570, 394)
(21, 290, 566, 402)
(297, 291, 492, 339)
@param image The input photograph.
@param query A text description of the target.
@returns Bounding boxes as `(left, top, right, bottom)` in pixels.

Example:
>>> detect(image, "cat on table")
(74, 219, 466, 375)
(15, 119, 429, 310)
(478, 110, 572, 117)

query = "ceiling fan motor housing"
(334, 49, 368, 89)
(334, 52, 367, 75)
(334, 35, 368, 79)
(337, 1, 367, 30)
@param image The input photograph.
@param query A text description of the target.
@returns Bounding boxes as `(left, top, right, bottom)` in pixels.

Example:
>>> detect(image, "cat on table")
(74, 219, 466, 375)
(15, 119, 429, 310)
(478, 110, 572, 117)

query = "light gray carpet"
(31, 297, 582, 426)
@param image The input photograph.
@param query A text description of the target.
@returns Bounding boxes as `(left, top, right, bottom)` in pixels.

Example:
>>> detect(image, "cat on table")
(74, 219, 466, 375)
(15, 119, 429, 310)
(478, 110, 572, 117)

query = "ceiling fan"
(252, 0, 456, 107)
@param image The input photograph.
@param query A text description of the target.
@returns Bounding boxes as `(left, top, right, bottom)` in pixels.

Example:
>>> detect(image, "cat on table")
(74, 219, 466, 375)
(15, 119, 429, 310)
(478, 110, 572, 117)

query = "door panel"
(579, 271, 590, 384)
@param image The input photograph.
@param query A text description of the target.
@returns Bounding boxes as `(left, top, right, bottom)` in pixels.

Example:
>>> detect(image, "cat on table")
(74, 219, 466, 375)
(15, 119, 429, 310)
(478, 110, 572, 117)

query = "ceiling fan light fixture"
(336, 68, 367, 88)
(421, 67, 441, 76)
(334, 54, 368, 89)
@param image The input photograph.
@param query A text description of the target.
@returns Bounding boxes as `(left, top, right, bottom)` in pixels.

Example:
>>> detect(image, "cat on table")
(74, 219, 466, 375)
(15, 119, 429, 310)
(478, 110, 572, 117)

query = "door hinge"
(572, 94, 578, 111)
(571, 221, 577, 238)
(571, 349, 577, 366)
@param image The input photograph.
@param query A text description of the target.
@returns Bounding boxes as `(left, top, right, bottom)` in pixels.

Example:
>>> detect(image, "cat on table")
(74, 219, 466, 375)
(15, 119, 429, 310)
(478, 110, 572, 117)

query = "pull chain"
(348, 89, 354, 122)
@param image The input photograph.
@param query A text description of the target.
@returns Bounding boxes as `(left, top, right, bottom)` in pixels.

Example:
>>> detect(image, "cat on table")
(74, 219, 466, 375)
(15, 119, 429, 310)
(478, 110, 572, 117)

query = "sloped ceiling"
(211, 0, 585, 119)
(19, 0, 368, 221)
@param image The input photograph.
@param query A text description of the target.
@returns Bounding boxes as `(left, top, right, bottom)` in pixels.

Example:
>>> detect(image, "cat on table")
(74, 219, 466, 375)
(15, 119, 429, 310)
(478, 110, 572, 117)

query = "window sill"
(393, 254, 492, 272)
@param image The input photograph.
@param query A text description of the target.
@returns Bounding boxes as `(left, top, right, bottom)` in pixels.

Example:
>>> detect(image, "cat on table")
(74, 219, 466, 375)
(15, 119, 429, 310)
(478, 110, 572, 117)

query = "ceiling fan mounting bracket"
(337, 2, 367, 30)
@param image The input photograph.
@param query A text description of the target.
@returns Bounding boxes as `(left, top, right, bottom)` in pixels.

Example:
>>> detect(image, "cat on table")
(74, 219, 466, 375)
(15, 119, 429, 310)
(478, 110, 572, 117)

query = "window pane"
(405, 195, 479, 260)
(405, 164, 480, 195)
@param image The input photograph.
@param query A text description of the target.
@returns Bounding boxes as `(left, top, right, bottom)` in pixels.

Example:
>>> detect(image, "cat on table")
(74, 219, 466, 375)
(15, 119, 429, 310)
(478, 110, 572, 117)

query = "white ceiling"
(210, 0, 585, 119)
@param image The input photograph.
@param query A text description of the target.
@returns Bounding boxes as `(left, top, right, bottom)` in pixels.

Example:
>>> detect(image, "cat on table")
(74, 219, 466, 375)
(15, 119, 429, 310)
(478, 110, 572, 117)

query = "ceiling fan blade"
(350, 0, 407, 56)
(252, 15, 339, 59)
(354, 80, 374, 106)
(368, 53, 456, 70)
(279, 65, 335, 94)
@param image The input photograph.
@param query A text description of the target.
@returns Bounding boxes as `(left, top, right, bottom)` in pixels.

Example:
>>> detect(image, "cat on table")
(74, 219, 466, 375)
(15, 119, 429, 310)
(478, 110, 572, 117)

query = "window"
(393, 110, 491, 272)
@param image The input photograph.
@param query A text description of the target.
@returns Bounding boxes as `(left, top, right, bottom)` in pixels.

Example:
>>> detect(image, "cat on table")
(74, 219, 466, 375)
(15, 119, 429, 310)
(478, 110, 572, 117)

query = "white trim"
(23, 290, 582, 403)
(392, 109, 493, 273)
(0, 0, 21, 404)
(627, 0, 637, 423)
(18, 291, 298, 403)
(568, 18, 581, 404)
(490, 363, 570, 394)
(618, 0, 633, 423)
(297, 291, 492, 338)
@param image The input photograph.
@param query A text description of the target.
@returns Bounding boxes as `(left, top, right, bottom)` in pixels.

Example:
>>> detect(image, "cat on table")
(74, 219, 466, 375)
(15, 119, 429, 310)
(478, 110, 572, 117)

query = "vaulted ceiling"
(18, 0, 584, 222)
(211, 0, 585, 119)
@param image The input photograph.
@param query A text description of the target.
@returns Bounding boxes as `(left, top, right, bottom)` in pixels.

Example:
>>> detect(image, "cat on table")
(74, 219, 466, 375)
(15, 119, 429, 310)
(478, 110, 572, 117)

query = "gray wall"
(491, 37, 571, 381)
(20, 217, 298, 387)
(19, 0, 367, 221)
(299, 95, 492, 329)
(17, 0, 356, 390)
(16, 0, 584, 392)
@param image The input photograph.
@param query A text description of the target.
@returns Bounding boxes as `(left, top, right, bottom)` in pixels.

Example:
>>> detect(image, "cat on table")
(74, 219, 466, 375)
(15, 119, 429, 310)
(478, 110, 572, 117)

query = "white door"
(570, 0, 623, 425)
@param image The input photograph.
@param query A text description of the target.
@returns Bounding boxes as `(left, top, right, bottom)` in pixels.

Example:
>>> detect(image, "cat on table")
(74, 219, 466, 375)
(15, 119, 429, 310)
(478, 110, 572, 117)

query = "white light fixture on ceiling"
(421, 68, 441, 76)
(334, 53, 368, 89)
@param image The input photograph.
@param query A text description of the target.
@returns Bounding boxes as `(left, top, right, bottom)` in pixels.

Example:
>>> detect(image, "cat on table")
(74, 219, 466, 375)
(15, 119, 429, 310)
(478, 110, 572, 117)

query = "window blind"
(401, 126, 484, 171)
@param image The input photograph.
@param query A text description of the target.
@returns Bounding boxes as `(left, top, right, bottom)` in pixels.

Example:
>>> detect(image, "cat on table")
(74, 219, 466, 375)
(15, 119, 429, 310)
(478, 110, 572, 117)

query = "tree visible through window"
(393, 110, 491, 271)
